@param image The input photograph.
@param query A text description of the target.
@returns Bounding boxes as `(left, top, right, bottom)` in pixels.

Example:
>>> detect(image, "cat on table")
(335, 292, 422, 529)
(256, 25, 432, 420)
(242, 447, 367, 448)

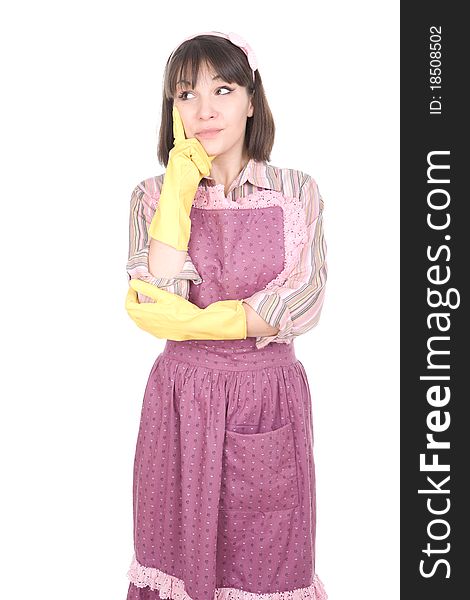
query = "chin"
(200, 140, 224, 153)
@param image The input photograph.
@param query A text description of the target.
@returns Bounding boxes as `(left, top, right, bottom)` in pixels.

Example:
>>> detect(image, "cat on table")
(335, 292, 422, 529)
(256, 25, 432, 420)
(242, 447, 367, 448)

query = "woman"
(125, 31, 328, 600)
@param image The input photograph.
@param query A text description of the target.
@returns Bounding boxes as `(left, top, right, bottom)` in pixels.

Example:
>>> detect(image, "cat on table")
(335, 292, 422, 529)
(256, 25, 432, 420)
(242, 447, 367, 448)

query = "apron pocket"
(220, 421, 300, 512)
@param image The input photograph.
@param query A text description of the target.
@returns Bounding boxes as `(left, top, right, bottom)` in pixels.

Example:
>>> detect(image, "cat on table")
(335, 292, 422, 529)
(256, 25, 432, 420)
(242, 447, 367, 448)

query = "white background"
(0, 1, 399, 598)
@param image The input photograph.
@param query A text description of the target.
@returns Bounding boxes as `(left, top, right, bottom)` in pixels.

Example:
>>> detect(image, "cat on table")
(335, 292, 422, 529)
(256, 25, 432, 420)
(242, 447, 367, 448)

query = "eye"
(216, 86, 233, 95)
(177, 86, 234, 100)
(177, 90, 195, 100)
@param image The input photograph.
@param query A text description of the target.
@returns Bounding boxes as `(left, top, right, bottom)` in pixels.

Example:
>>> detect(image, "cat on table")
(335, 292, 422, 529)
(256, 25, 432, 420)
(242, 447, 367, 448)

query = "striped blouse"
(126, 158, 327, 349)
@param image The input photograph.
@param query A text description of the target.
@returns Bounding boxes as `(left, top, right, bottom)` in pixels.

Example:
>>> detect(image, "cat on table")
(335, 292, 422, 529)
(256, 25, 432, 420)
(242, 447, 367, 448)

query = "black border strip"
(401, 4, 468, 598)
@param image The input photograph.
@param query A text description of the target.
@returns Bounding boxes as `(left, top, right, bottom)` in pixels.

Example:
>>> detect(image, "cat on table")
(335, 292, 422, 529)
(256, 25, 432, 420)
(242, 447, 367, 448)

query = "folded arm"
(126, 181, 203, 303)
(242, 301, 281, 337)
(242, 175, 328, 349)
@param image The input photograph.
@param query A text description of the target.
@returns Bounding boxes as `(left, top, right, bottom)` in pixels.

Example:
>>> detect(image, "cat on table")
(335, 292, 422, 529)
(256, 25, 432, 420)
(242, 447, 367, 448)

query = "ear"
(247, 98, 254, 118)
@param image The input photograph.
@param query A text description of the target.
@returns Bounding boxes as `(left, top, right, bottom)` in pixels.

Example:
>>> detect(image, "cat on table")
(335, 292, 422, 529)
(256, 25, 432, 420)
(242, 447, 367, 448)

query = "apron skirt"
(126, 338, 327, 600)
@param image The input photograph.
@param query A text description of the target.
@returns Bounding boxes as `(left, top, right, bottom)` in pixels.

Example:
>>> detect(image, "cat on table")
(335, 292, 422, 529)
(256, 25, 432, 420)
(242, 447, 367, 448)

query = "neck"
(208, 148, 250, 197)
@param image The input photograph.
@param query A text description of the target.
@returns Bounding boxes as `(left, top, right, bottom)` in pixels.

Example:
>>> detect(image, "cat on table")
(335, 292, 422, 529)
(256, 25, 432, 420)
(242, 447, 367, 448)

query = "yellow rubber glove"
(125, 279, 247, 341)
(148, 105, 216, 251)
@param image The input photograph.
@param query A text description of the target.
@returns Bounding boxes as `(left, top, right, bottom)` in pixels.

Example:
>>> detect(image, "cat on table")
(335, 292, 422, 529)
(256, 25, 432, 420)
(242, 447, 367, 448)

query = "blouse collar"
(202, 158, 283, 194)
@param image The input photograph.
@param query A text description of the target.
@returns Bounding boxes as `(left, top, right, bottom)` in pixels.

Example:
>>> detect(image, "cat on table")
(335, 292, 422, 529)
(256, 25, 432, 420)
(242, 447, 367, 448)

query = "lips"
(196, 128, 223, 140)
(196, 129, 222, 134)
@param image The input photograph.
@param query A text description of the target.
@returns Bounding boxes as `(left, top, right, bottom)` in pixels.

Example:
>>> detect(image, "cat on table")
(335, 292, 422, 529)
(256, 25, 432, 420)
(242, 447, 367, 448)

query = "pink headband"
(168, 31, 258, 83)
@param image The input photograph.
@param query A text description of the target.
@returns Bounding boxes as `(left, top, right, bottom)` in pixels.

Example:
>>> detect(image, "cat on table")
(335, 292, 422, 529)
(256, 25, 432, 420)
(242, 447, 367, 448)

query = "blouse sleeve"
(126, 180, 203, 303)
(242, 174, 328, 350)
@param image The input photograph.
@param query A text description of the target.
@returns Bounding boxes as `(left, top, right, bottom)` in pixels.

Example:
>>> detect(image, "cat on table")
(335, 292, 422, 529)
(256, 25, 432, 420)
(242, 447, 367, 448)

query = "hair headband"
(168, 31, 258, 83)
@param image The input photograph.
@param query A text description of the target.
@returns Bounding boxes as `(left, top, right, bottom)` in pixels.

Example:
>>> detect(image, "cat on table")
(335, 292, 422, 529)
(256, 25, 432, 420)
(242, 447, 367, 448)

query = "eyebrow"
(176, 75, 225, 86)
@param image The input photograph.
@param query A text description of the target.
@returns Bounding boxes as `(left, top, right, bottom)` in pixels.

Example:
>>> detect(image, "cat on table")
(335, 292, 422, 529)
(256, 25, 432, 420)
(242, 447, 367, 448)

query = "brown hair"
(157, 34, 275, 167)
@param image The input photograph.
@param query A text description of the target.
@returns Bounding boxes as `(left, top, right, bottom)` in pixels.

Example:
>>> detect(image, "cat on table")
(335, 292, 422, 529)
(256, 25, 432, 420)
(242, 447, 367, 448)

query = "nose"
(196, 94, 219, 121)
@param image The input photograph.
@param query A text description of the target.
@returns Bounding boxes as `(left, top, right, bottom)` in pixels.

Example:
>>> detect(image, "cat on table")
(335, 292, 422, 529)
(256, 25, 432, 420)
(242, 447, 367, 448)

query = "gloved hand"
(125, 279, 247, 341)
(148, 104, 216, 251)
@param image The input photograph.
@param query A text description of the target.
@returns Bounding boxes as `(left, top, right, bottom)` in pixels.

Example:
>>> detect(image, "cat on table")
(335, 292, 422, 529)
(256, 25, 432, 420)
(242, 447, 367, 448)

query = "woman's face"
(173, 62, 254, 159)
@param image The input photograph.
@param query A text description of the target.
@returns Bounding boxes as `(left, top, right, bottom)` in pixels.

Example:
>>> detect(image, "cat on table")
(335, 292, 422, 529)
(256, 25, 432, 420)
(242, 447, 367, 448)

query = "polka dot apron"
(126, 188, 327, 600)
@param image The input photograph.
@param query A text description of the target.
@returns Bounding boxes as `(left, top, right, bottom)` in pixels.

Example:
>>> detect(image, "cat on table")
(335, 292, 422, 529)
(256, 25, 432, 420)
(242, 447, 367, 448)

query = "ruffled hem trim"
(127, 554, 328, 600)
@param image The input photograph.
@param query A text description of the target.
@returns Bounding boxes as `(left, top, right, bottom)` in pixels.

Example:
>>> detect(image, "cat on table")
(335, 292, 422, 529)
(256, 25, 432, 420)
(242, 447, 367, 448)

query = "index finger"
(172, 104, 186, 144)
